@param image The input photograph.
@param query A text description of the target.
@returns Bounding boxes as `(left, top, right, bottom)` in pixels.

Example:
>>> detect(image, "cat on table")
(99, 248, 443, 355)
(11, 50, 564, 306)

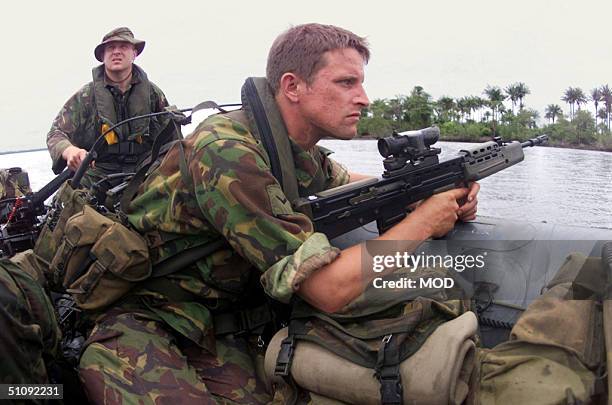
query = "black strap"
(151, 238, 228, 278)
(119, 118, 179, 213)
(375, 334, 403, 405)
(243, 78, 283, 188)
(119, 100, 228, 213)
(273, 320, 301, 405)
(103, 140, 148, 157)
(213, 303, 273, 336)
(275, 335, 295, 377)
(241, 77, 300, 204)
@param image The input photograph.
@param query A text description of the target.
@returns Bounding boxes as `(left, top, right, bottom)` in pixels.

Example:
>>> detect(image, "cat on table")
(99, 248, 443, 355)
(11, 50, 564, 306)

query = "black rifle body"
(295, 137, 544, 239)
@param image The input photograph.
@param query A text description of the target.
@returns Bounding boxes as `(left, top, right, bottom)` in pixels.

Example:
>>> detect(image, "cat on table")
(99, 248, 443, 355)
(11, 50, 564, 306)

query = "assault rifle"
(294, 127, 548, 239)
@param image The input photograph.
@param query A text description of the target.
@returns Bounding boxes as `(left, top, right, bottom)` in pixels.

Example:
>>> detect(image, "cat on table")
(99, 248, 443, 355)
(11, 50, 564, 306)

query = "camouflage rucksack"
(30, 180, 150, 310)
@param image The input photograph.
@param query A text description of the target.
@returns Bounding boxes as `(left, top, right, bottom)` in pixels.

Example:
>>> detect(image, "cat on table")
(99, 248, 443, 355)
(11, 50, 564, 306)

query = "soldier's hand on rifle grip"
(406, 187, 470, 239)
(457, 182, 479, 222)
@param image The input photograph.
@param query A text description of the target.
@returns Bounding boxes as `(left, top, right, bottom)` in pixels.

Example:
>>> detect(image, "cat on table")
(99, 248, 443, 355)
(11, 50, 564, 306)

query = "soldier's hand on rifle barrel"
(62, 146, 89, 171)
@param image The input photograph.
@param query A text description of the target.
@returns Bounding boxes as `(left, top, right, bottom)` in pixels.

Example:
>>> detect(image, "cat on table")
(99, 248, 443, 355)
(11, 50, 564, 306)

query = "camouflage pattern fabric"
(0, 259, 59, 386)
(80, 307, 271, 404)
(471, 252, 608, 405)
(79, 111, 349, 402)
(46, 66, 177, 186)
(0, 168, 31, 199)
(126, 113, 348, 349)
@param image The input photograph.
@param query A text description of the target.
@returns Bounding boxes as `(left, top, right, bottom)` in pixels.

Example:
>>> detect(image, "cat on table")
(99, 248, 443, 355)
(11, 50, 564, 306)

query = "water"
(1, 141, 611, 229)
(320, 139, 612, 230)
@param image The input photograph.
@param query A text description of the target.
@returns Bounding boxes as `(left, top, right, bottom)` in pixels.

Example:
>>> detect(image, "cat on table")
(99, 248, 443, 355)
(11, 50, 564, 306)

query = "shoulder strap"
(152, 238, 228, 277)
(119, 100, 229, 212)
(241, 77, 300, 205)
(119, 118, 180, 213)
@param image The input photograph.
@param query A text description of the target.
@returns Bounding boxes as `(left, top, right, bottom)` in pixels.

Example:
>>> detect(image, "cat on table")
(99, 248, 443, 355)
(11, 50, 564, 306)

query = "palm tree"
(561, 88, 575, 118)
(483, 86, 506, 134)
(561, 87, 586, 119)
(600, 85, 612, 130)
(590, 88, 602, 128)
(436, 96, 455, 123)
(544, 104, 562, 124)
(457, 97, 470, 123)
(574, 88, 587, 112)
(466, 96, 481, 121)
(473, 96, 487, 122)
(598, 108, 608, 131)
(515, 82, 530, 110)
(505, 84, 519, 114)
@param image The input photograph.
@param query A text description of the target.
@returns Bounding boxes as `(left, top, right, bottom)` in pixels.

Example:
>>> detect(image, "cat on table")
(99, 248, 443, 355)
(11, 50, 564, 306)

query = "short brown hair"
(266, 23, 370, 94)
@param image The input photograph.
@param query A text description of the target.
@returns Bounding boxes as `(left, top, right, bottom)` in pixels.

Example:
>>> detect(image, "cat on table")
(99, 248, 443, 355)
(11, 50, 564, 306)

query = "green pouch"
(33, 181, 90, 287)
(33, 181, 151, 310)
(54, 204, 151, 310)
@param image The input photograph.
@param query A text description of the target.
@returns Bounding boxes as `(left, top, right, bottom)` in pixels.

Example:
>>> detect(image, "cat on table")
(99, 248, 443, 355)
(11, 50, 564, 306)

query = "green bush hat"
(94, 27, 145, 62)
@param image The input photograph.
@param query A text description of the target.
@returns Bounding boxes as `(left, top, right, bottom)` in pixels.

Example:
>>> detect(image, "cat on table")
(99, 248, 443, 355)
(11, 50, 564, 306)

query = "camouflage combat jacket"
(46, 64, 176, 181)
(125, 112, 350, 352)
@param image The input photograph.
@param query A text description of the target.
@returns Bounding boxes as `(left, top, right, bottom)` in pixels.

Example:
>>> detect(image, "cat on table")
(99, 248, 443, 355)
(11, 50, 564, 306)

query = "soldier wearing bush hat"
(93, 26, 145, 62)
(46, 26, 181, 188)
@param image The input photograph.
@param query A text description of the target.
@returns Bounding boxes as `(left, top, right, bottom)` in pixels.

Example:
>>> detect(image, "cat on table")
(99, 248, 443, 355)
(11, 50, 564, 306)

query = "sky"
(2, 0, 612, 152)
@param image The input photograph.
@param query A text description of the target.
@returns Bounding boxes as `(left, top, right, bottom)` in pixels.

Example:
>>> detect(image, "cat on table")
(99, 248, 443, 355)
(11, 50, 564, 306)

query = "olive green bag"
(266, 267, 473, 405)
(33, 181, 150, 310)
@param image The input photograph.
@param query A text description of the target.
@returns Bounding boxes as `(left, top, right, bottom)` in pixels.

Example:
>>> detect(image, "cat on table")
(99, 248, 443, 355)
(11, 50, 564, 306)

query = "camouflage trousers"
(79, 308, 271, 404)
(0, 258, 59, 385)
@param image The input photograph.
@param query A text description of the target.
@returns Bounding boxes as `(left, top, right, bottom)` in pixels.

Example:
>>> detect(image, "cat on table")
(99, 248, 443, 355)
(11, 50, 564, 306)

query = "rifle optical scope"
(377, 126, 440, 158)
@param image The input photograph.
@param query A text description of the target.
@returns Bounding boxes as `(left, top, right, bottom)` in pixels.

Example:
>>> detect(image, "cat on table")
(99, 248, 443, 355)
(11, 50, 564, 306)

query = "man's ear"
(279, 72, 301, 103)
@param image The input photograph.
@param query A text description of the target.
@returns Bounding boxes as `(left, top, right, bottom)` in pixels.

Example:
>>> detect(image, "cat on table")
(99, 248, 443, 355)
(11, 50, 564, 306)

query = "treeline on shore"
(357, 83, 612, 152)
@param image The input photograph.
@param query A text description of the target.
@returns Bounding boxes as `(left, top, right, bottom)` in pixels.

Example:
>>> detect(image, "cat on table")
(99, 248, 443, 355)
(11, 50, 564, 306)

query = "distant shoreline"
(2, 139, 612, 155)
(0, 147, 46, 155)
(351, 135, 612, 152)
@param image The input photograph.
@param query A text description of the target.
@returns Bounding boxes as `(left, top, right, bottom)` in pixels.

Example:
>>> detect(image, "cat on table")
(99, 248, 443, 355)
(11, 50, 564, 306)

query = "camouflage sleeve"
(193, 117, 340, 303)
(46, 85, 90, 174)
(324, 155, 350, 189)
(317, 146, 350, 189)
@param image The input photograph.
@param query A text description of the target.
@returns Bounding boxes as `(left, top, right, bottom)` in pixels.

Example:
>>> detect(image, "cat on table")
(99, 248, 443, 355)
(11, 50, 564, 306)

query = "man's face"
(103, 41, 137, 73)
(297, 48, 370, 140)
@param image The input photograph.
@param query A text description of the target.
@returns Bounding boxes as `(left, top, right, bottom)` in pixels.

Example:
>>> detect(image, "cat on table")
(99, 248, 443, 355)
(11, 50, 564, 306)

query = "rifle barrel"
(521, 135, 548, 148)
(30, 169, 74, 206)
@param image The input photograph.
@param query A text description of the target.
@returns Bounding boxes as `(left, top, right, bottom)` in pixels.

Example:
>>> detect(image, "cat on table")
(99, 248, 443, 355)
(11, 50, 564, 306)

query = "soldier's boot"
(472, 245, 611, 405)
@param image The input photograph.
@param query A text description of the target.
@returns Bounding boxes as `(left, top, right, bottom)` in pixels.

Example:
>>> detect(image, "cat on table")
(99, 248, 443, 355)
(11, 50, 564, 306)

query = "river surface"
(1, 141, 611, 229)
(320, 139, 612, 230)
